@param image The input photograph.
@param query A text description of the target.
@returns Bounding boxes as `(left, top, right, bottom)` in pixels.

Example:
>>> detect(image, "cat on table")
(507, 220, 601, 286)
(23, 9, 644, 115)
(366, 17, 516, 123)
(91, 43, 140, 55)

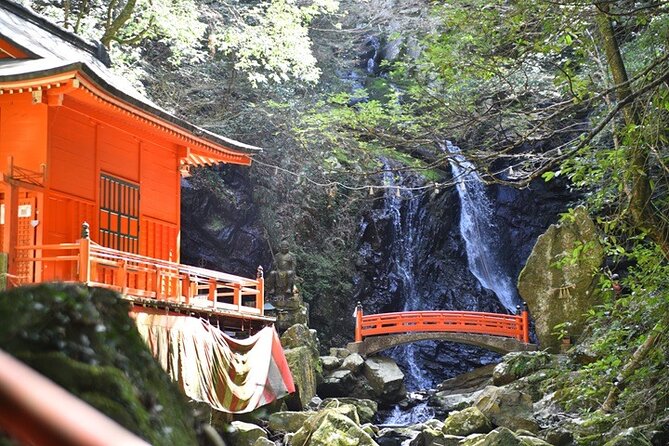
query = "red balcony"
(12, 231, 273, 331)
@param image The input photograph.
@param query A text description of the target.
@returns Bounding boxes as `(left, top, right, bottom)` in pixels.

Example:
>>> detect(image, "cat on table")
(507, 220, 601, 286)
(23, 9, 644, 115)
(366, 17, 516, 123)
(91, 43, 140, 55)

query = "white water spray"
(445, 141, 520, 312)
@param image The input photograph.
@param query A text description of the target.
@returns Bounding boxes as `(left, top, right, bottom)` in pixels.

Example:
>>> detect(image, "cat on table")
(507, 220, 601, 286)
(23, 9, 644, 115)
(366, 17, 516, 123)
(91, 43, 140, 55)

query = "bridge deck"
(351, 306, 533, 354)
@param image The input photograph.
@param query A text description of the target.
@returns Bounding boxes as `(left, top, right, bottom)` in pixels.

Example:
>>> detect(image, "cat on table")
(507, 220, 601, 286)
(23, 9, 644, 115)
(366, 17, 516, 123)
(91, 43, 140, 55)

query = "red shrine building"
(0, 0, 271, 330)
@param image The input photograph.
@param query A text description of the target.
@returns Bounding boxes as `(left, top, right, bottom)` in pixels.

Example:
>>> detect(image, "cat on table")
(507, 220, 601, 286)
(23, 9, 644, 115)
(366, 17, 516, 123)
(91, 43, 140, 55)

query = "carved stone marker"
(268, 240, 296, 298)
(266, 240, 308, 331)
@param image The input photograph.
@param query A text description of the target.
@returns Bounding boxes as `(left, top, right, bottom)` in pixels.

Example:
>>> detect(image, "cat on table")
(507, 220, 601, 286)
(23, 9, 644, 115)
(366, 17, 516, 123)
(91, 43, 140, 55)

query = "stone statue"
(268, 240, 296, 298)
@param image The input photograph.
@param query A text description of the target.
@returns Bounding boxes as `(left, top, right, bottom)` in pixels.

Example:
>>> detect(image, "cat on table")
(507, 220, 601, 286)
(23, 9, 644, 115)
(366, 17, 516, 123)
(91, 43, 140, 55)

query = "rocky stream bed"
(220, 323, 669, 446)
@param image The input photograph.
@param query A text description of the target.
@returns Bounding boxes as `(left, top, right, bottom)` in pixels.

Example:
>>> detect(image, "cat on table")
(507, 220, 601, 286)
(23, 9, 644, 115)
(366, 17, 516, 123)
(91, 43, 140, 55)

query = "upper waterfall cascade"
(445, 141, 520, 312)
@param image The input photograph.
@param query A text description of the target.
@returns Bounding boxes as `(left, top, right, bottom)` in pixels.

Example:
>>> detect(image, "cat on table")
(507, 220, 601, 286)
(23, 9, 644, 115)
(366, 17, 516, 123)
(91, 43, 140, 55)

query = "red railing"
(14, 228, 265, 318)
(354, 305, 530, 344)
(0, 349, 149, 446)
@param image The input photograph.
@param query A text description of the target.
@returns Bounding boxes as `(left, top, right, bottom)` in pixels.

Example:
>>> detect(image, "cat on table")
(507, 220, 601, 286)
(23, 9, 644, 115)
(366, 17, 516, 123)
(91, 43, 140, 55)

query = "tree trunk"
(101, 0, 137, 48)
(601, 322, 662, 412)
(595, 2, 669, 257)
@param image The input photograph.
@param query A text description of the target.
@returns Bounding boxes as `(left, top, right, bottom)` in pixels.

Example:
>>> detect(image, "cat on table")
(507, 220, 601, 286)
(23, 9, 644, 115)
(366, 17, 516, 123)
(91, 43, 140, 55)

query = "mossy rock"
(321, 398, 378, 424)
(0, 284, 197, 445)
(409, 428, 462, 446)
(268, 411, 315, 433)
(290, 409, 375, 446)
(517, 206, 604, 352)
(225, 421, 268, 446)
(442, 406, 493, 437)
(493, 352, 553, 386)
(474, 386, 539, 434)
(285, 345, 321, 409)
(463, 427, 530, 445)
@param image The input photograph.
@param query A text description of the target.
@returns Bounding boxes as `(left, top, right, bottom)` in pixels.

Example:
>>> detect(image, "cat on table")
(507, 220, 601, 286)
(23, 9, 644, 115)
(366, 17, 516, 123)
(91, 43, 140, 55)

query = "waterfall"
(366, 36, 381, 74)
(445, 141, 520, 312)
(378, 164, 433, 391)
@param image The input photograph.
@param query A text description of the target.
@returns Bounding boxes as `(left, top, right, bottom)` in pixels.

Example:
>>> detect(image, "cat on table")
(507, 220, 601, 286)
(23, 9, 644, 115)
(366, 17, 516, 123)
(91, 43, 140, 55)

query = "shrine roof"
(0, 0, 261, 157)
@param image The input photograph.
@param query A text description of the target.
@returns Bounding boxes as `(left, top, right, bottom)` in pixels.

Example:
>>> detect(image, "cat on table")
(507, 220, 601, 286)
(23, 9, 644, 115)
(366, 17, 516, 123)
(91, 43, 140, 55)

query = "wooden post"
(4, 176, 18, 282)
(208, 279, 217, 308)
(116, 260, 126, 294)
(521, 302, 530, 344)
(256, 266, 264, 314)
(78, 223, 91, 284)
(155, 268, 163, 301)
(232, 283, 241, 311)
(355, 302, 363, 343)
(182, 274, 192, 305)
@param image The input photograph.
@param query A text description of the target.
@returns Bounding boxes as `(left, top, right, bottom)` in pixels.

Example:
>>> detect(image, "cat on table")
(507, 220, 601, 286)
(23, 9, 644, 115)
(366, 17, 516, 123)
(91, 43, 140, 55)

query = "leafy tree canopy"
(21, 0, 339, 85)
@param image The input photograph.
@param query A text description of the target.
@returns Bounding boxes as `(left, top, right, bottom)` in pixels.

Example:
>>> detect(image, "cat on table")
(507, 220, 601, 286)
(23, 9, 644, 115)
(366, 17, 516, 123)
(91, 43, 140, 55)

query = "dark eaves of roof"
(0, 0, 262, 155)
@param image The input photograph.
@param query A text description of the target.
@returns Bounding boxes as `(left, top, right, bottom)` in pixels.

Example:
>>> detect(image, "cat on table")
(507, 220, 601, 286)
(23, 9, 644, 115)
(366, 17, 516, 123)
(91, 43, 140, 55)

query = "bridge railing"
(354, 305, 530, 344)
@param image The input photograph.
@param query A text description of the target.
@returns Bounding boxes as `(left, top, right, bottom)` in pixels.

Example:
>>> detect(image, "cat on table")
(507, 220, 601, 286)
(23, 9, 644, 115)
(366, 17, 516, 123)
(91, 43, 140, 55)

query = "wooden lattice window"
(99, 174, 139, 253)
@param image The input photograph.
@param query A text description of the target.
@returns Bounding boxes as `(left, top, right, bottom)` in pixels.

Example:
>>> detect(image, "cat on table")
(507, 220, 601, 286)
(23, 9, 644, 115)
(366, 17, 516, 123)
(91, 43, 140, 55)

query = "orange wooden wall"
(43, 101, 180, 262)
(0, 94, 48, 173)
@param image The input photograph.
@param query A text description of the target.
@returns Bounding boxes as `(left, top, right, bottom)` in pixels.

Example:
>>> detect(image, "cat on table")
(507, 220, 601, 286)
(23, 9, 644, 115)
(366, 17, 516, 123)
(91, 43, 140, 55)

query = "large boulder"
(363, 356, 406, 404)
(517, 206, 604, 352)
(285, 346, 321, 410)
(321, 356, 343, 371)
(321, 398, 378, 424)
(342, 353, 365, 373)
(376, 427, 420, 446)
(430, 389, 483, 415)
(289, 409, 375, 446)
(268, 411, 314, 433)
(437, 364, 494, 393)
(442, 407, 493, 437)
(409, 428, 462, 446)
(0, 284, 197, 445)
(281, 324, 322, 409)
(321, 400, 361, 425)
(461, 427, 544, 446)
(225, 421, 268, 446)
(281, 324, 320, 353)
(474, 386, 539, 433)
(330, 348, 352, 359)
(318, 369, 356, 397)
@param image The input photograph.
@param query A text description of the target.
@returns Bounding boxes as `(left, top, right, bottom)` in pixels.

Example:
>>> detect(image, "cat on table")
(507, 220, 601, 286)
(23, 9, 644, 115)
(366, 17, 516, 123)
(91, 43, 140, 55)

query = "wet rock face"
(180, 165, 270, 277)
(493, 178, 574, 281)
(354, 175, 494, 315)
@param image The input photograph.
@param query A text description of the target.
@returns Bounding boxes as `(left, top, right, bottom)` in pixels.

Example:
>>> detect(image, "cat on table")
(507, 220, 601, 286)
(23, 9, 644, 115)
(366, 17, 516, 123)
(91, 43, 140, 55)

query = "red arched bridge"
(347, 304, 536, 355)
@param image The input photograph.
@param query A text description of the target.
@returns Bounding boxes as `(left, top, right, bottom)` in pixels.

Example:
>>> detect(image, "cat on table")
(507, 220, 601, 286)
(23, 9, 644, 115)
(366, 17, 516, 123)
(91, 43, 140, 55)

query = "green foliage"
(553, 238, 668, 424)
(213, 0, 339, 86)
(25, 0, 339, 88)
(26, 0, 206, 63)
(504, 351, 552, 379)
